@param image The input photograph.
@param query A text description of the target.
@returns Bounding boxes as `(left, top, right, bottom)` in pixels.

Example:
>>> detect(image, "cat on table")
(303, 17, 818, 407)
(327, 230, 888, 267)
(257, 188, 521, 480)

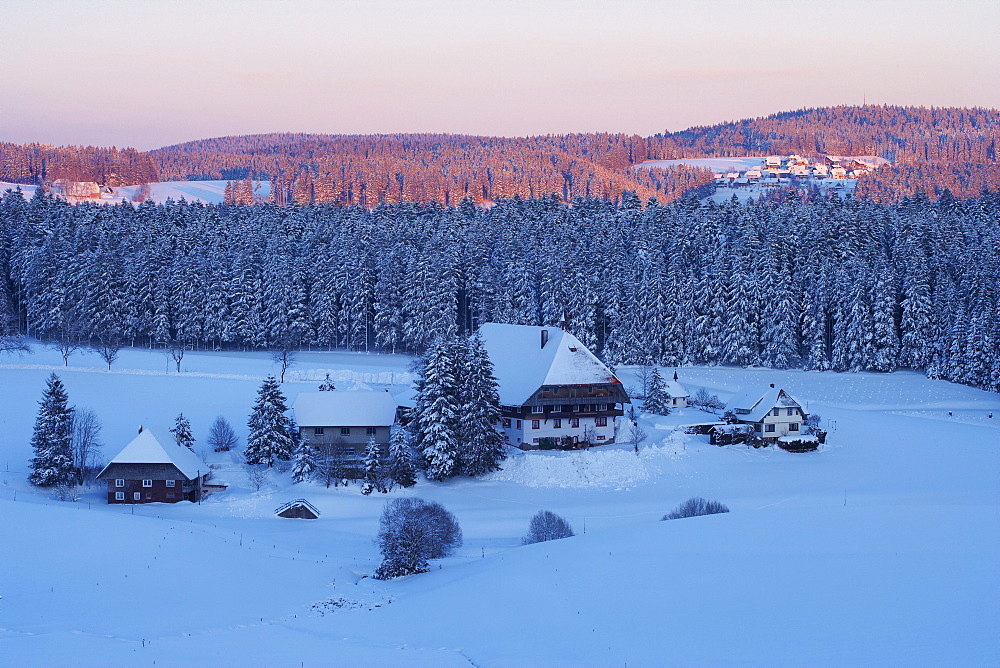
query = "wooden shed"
(274, 499, 321, 520)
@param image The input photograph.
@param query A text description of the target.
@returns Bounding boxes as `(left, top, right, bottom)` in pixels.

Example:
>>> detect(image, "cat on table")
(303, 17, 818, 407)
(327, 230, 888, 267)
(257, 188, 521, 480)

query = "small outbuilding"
(274, 499, 321, 519)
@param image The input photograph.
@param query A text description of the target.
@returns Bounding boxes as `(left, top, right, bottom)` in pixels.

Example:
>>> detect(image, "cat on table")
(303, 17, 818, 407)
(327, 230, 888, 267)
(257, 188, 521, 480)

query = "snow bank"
(483, 430, 688, 489)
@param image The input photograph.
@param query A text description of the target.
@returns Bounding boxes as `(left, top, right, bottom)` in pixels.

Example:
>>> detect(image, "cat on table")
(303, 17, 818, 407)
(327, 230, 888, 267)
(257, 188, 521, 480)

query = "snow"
(1, 180, 271, 206)
(101, 427, 205, 481)
(478, 323, 619, 405)
(634, 157, 766, 172)
(1, 344, 998, 665)
(663, 379, 688, 397)
(292, 391, 397, 427)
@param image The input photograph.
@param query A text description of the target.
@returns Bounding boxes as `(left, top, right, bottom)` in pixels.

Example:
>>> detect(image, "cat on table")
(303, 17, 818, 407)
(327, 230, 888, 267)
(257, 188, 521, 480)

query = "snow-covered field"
(1, 344, 998, 665)
(1, 181, 271, 205)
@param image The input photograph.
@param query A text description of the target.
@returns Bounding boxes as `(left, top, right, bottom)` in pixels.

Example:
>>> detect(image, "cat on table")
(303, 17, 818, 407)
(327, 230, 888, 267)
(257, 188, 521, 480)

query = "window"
(516, 420, 522, 430)
(115, 492, 125, 501)
(502, 418, 511, 428)
(773, 408, 781, 417)
(142, 479, 153, 487)
(570, 418, 579, 428)
(133, 492, 141, 501)
(314, 427, 325, 435)
(597, 403, 607, 411)
(789, 423, 799, 431)
(166, 479, 175, 487)
(166, 493, 175, 499)
(553, 419, 562, 429)
(532, 438, 540, 444)
(115, 479, 124, 487)
(341, 427, 350, 436)
(596, 417, 608, 427)
(765, 424, 776, 433)
(551, 404, 561, 413)
(787, 408, 795, 416)
(531, 405, 543, 414)
(531, 420, 540, 430)
(597, 435, 606, 440)
(366, 427, 377, 436)
(573, 404, 580, 412)
(755, 423, 762, 432)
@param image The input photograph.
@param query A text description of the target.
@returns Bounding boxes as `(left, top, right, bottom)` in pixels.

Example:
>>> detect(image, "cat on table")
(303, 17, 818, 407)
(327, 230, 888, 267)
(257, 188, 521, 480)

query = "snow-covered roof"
(99, 427, 205, 481)
(727, 386, 803, 423)
(293, 391, 397, 427)
(478, 323, 620, 406)
(664, 380, 689, 398)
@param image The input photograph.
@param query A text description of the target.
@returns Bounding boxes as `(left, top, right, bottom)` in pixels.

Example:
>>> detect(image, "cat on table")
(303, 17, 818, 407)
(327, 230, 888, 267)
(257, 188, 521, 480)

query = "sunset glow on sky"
(3, 0, 998, 149)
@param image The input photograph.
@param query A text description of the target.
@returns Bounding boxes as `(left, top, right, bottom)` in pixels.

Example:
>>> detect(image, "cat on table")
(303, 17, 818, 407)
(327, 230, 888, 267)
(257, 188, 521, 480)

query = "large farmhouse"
(727, 385, 807, 442)
(98, 427, 215, 503)
(479, 323, 630, 449)
(292, 391, 397, 464)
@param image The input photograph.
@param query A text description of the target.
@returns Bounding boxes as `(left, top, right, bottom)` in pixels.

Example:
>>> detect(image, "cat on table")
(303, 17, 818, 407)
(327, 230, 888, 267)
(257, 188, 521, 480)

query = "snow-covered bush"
(373, 498, 462, 579)
(662, 497, 729, 520)
(523, 510, 575, 544)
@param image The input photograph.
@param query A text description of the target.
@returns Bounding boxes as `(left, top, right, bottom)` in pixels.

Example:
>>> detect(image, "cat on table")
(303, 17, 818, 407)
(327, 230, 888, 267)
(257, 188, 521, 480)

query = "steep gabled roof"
(478, 323, 620, 406)
(98, 427, 204, 481)
(664, 380, 689, 398)
(293, 391, 397, 427)
(728, 386, 803, 423)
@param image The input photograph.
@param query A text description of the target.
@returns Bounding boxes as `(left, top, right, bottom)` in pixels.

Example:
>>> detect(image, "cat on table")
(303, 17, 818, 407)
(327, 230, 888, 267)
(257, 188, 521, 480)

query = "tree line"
(1, 186, 997, 393)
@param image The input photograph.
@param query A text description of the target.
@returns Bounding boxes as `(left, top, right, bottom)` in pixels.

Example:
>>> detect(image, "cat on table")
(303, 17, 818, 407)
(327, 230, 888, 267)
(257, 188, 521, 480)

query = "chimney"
(541, 329, 549, 349)
(769, 383, 775, 388)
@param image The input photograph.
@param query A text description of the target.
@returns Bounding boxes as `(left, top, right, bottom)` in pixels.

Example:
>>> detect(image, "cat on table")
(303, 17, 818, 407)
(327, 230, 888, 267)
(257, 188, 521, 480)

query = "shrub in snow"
(662, 497, 729, 521)
(523, 510, 575, 544)
(373, 498, 462, 579)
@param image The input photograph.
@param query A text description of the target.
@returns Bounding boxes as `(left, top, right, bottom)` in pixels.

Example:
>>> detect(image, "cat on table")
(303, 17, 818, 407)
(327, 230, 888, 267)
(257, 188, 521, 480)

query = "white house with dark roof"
(727, 384, 807, 441)
(478, 323, 630, 449)
(98, 426, 215, 504)
(664, 378, 690, 409)
(292, 391, 397, 465)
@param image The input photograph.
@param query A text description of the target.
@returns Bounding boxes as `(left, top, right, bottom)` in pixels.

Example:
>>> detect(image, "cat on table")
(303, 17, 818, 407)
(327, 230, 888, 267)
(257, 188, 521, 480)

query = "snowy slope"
(1, 345, 998, 665)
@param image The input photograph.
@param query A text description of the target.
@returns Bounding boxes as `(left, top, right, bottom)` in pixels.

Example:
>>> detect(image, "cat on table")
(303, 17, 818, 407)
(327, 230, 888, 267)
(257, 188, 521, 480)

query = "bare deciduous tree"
(662, 497, 730, 520)
(628, 421, 648, 454)
(71, 407, 103, 486)
(523, 510, 574, 544)
(94, 334, 123, 370)
(272, 346, 297, 383)
(242, 463, 271, 492)
(207, 416, 239, 452)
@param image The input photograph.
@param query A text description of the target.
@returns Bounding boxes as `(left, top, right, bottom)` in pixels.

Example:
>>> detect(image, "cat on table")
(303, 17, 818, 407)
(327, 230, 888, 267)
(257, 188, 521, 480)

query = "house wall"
(746, 406, 805, 440)
(300, 425, 391, 448)
(499, 414, 618, 448)
(105, 478, 185, 504)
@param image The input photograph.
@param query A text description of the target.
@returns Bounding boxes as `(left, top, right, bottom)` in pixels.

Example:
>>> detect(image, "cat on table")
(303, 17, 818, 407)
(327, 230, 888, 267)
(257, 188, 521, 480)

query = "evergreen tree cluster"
(1, 187, 998, 392)
(411, 335, 506, 480)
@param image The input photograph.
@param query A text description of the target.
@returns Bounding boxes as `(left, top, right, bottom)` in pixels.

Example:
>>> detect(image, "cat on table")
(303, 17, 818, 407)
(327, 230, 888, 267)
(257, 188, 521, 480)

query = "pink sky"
(2, 0, 998, 150)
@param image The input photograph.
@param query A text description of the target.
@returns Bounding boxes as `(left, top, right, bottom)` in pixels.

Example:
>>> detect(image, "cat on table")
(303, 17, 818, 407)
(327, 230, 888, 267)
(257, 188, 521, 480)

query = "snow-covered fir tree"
(170, 413, 195, 450)
(318, 373, 336, 391)
(642, 367, 671, 415)
(387, 428, 417, 488)
(460, 334, 506, 476)
(361, 435, 383, 495)
(411, 338, 461, 481)
(245, 376, 293, 467)
(28, 373, 75, 487)
(289, 414, 316, 483)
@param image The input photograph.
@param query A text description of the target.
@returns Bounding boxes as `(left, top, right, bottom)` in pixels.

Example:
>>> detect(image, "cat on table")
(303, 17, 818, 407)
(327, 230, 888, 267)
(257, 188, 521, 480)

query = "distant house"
(830, 166, 848, 179)
(98, 426, 217, 503)
(49, 179, 101, 201)
(479, 323, 630, 449)
(765, 156, 782, 170)
(292, 391, 397, 466)
(726, 385, 807, 442)
(744, 168, 763, 181)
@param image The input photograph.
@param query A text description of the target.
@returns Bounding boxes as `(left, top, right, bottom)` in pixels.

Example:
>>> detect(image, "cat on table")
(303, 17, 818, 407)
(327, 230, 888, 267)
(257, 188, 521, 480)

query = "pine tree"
(245, 376, 293, 467)
(642, 367, 671, 415)
(460, 334, 506, 476)
(361, 436, 383, 495)
(28, 373, 75, 487)
(291, 433, 318, 483)
(412, 339, 461, 481)
(387, 428, 417, 488)
(170, 413, 195, 451)
(318, 373, 336, 391)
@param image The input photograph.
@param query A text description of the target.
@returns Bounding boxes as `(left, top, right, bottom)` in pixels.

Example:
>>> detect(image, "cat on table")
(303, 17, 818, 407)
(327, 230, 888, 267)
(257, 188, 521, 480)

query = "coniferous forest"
(1, 186, 997, 392)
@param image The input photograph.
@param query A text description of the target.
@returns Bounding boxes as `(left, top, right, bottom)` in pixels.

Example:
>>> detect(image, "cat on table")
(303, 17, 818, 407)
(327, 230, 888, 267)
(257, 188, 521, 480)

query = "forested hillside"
(1, 188, 997, 392)
(3, 105, 996, 203)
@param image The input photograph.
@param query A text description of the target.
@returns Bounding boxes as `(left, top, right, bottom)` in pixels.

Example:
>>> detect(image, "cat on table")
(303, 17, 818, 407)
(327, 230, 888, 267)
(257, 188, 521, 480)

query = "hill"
(2, 105, 998, 203)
